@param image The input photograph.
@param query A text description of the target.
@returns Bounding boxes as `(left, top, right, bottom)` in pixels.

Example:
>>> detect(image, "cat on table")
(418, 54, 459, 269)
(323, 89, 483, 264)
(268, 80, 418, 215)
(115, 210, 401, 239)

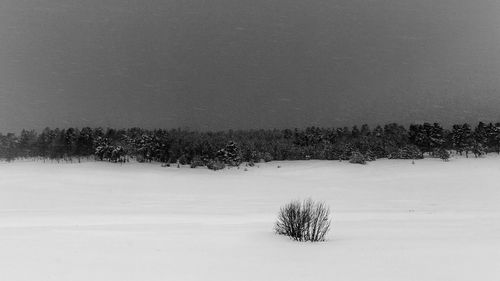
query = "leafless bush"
(275, 199, 331, 242)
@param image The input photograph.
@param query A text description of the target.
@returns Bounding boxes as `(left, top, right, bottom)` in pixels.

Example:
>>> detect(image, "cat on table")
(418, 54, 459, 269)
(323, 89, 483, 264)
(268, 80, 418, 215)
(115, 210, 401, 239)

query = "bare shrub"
(275, 199, 331, 242)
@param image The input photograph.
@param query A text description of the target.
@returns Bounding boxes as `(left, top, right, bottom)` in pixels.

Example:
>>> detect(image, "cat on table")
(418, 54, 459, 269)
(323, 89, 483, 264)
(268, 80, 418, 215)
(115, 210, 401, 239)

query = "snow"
(0, 156, 500, 281)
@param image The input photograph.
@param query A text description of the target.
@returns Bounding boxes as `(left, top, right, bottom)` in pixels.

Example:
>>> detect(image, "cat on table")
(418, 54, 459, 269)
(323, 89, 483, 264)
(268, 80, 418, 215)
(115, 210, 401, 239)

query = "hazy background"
(1, 0, 500, 132)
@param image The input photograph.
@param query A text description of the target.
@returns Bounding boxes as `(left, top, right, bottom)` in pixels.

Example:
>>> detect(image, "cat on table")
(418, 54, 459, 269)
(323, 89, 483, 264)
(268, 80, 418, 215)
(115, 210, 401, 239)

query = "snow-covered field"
(0, 156, 499, 281)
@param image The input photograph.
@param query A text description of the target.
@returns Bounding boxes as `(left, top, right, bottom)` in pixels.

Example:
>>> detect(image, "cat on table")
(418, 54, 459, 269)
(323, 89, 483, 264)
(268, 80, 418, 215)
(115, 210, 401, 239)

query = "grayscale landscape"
(1, 0, 499, 280)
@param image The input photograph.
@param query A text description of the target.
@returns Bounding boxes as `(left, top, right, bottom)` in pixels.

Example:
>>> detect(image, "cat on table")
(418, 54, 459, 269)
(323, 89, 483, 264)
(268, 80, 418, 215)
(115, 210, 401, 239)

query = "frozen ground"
(0, 155, 499, 281)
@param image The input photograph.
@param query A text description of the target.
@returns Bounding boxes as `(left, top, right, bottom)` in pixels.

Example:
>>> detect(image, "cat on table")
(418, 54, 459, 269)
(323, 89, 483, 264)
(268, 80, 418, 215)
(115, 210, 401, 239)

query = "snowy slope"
(0, 156, 499, 281)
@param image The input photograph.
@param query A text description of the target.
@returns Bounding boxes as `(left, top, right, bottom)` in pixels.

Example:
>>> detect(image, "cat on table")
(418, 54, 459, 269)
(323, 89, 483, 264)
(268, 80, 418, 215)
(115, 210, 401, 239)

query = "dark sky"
(1, 0, 500, 132)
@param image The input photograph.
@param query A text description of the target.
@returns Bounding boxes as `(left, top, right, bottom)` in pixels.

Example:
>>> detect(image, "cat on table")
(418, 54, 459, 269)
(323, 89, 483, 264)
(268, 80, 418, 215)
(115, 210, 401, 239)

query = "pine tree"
(216, 141, 242, 166)
(451, 123, 473, 157)
(18, 129, 37, 158)
(474, 122, 488, 153)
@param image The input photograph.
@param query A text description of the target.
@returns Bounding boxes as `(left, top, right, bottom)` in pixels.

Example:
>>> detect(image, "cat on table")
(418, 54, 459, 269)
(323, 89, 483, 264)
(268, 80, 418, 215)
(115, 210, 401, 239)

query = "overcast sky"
(1, 0, 500, 132)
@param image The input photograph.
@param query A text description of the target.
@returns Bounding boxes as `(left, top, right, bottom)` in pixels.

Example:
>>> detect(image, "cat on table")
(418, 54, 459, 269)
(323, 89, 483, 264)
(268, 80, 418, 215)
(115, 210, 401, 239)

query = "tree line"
(1, 122, 499, 168)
